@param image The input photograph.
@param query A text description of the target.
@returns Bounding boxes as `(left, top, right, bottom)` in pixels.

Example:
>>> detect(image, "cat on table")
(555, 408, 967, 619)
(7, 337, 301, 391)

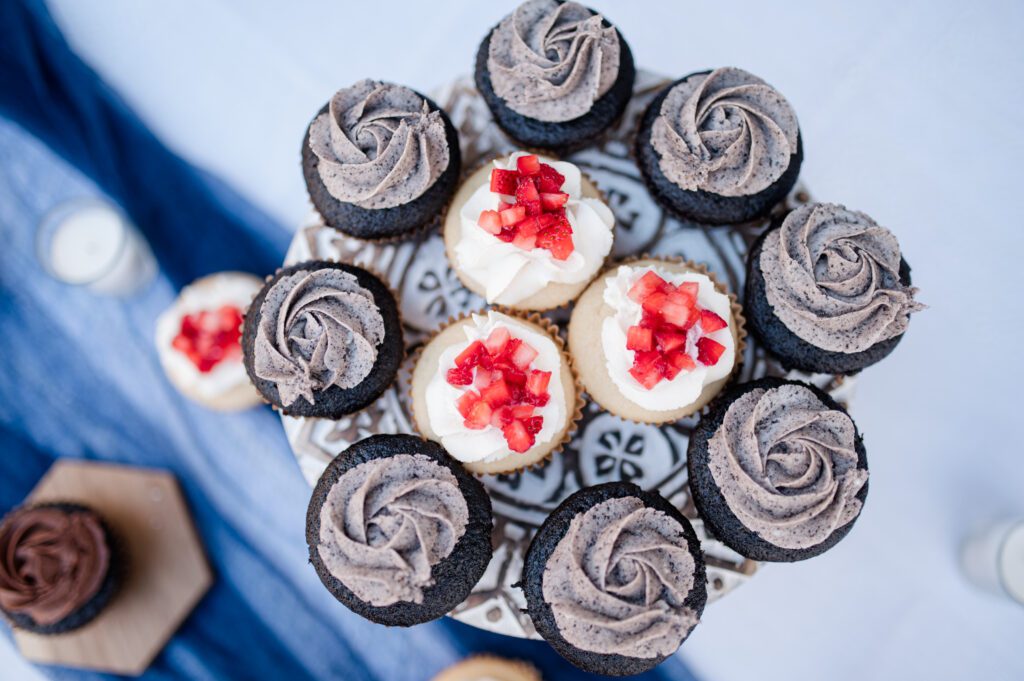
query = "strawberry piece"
(537, 163, 565, 193)
(511, 342, 538, 370)
(474, 367, 493, 390)
(516, 216, 541, 238)
(499, 337, 521, 363)
(171, 334, 192, 353)
(477, 210, 502, 235)
(639, 310, 663, 329)
(523, 200, 542, 217)
(484, 327, 511, 355)
(516, 176, 540, 203)
(629, 351, 665, 390)
(655, 330, 687, 353)
(455, 340, 486, 368)
(696, 337, 726, 366)
(540, 192, 569, 210)
(676, 281, 699, 306)
(537, 212, 561, 229)
(480, 378, 512, 407)
(465, 400, 493, 430)
(502, 366, 527, 387)
(641, 291, 668, 315)
(447, 366, 473, 386)
(511, 404, 535, 420)
(516, 154, 541, 176)
(489, 406, 512, 428)
(626, 326, 654, 352)
(498, 200, 514, 212)
(524, 416, 544, 435)
(662, 301, 692, 328)
(525, 370, 551, 396)
(667, 350, 696, 373)
(513, 232, 537, 249)
(700, 310, 728, 333)
(683, 306, 701, 331)
(499, 204, 526, 226)
(536, 225, 574, 260)
(490, 168, 519, 195)
(502, 419, 534, 453)
(456, 391, 480, 418)
(628, 271, 669, 302)
(496, 227, 515, 243)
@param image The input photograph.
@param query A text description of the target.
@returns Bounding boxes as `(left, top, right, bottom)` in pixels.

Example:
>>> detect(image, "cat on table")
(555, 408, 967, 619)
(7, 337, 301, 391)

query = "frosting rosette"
(760, 203, 924, 353)
(317, 454, 469, 606)
(707, 383, 868, 550)
(487, 0, 620, 122)
(307, 79, 450, 209)
(541, 497, 699, 658)
(651, 67, 799, 196)
(254, 268, 385, 407)
(0, 506, 110, 626)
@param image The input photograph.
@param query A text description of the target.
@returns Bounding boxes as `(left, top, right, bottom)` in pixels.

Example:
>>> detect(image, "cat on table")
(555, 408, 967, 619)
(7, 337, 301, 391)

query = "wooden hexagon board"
(12, 460, 212, 675)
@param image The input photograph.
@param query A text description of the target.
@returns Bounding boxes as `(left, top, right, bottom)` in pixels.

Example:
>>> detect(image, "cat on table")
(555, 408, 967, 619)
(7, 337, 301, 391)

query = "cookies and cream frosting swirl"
(317, 454, 468, 606)
(707, 383, 868, 550)
(760, 203, 924, 353)
(487, 0, 620, 122)
(308, 79, 450, 209)
(254, 268, 385, 407)
(0, 506, 110, 626)
(651, 67, 799, 197)
(542, 496, 699, 658)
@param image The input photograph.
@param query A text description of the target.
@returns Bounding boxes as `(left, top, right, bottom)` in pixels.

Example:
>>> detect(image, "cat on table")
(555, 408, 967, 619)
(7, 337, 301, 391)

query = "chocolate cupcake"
(302, 79, 461, 241)
(306, 435, 493, 626)
(688, 378, 869, 562)
(242, 261, 403, 418)
(475, 0, 636, 152)
(522, 482, 706, 676)
(745, 203, 924, 374)
(0, 503, 123, 634)
(635, 67, 802, 225)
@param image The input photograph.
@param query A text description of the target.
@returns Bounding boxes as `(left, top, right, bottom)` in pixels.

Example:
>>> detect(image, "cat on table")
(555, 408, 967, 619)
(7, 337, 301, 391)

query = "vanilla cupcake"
(411, 310, 579, 475)
(568, 258, 743, 424)
(433, 656, 541, 681)
(444, 151, 614, 311)
(155, 272, 263, 411)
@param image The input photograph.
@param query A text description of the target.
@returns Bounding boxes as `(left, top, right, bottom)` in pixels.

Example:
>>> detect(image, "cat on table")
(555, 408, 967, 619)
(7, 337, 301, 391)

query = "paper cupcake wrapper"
(406, 306, 585, 477)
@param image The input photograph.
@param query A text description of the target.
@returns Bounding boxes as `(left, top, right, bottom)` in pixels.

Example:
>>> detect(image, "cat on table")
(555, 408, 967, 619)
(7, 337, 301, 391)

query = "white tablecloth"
(6, 1, 1020, 679)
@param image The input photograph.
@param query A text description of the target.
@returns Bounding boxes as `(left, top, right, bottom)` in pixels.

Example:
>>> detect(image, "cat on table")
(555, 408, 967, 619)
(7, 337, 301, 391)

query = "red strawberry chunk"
(641, 291, 668, 315)
(536, 226, 573, 260)
(524, 416, 544, 435)
(525, 370, 551, 396)
(655, 330, 687, 353)
(664, 350, 696, 379)
(683, 306, 701, 331)
(484, 327, 511, 355)
(501, 366, 527, 387)
(480, 378, 512, 407)
(473, 367, 494, 390)
(540, 192, 569, 210)
(628, 271, 670, 302)
(516, 216, 541, 238)
(465, 400, 493, 430)
(496, 227, 515, 242)
(447, 366, 473, 386)
(629, 351, 665, 390)
(696, 337, 726, 366)
(171, 334, 192, 353)
(455, 340, 486, 368)
(516, 176, 540, 203)
(499, 204, 526, 226)
(626, 326, 653, 352)
(537, 163, 565, 193)
(511, 342, 538, 370)
(478, 210, 502, 235)
(676, 281, 699, 307)
(700, 310, 728, 333)
(513, 232, 537, 249)
(662, 301, 692, 328)
(490, 168, 519, 195)
(516, 154, 541, 176)
(511, 404, 535, 420)
(502, 420, 534, 453)
(456, 391, 480, 418)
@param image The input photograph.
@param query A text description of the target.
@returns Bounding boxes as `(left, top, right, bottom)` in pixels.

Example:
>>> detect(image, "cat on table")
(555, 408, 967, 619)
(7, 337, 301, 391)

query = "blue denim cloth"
(0, 1, 700, 679)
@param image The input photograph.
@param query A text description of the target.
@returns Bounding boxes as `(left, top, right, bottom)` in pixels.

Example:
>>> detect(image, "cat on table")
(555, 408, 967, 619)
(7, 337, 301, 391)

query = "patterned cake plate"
(281, 71, 854, 639)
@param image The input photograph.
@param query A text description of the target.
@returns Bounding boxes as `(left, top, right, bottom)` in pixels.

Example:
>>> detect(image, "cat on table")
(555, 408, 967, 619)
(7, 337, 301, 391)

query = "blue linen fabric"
(0, 1, 701, 679)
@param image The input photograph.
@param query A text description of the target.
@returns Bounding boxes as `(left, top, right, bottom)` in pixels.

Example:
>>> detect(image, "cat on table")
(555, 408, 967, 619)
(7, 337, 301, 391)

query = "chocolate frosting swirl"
(254, 268, 385, 407)
(0, 506, 110, 625)
(707, 384, 868, 550)
(651, 67, 799, 196)
(487, 0, 620, 122)
(542, 497, 698, 658)
(317, 454, 468, 606)
(308, 79, 450, 209)
(760, 203, 924, 353)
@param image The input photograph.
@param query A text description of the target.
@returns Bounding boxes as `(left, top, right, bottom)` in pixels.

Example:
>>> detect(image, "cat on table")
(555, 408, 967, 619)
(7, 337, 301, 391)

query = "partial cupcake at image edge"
(688, 377, 869, 562)
(155, 272, 264, 411)
(306, 434, 492, 627)
(568, 256, 745, 425)
(635, 67, 803, 225)
(301, 78, 461, 241)
(0, 503, 124, 635)
(444, 151, 615, 311)
(745, 202, 924, 374)
(241, 260, 403, 418)
(410, 309, 583, 476)
(475, 0, 636, 151)
(432, 655, 542, 681)
(522, 481, 707, 676)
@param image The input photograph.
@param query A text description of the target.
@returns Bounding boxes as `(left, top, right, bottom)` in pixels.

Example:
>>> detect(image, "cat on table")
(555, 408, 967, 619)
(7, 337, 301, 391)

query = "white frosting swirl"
(454, 152, 614, 305)
(424, 311, 567, 464)
(601, 266, 735, 412)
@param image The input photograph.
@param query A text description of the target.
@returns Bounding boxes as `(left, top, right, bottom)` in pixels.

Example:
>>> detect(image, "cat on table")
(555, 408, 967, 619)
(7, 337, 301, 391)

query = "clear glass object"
(961, 518, 1024, 607)
(36, 197, 157, 295)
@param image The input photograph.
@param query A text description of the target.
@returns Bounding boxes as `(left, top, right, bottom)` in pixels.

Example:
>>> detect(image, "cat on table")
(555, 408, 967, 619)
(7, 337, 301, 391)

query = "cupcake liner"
(407, 306, 584, 477)
(573, 255, 747, 426)
(444, 152, 616, 312)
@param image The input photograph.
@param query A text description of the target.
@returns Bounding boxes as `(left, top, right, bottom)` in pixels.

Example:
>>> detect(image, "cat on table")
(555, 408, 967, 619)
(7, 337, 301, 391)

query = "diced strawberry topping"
(172, 304, 244, 373)
(626, 326, 653, 352)
(500, 204, 526, 226)
(654, 329, 687, 353)
(696, 337, 726, 366)
(700, 310, 727, 333)
(483, 158, 574, 259)
(455, 340, 486, 368)
(537, 163, 565, 193)
(490, 169, 519, 195)
(516, 154, 541, 176)
(465, 400, 493, 430)
(536, 224, 573, 261)
(502, 419, 533, 453)
(516, 176, 540, 204)
(480, 378, 512, 407)
(447, 366, 473, 386)
(456, 391, 480, 418)
(628, 271, 670, 302)
(511, 342, 538, 370)
(540, 192, 569, 210)
(525, 370, 551, 396)
(477, 210, 502, 235)
(484, 327, 511, 355)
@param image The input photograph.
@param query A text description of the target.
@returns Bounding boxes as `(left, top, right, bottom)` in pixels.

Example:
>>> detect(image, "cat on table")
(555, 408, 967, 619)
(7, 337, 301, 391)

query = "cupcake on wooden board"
(745, 202, 924, 374)
(302, 79, 461, 241)
(522, 482, 706, 676)
(433, 656, 541, 681)
(635, 67, 803, 225)
(306, 435, 492, 626)
(475, 0, 636, 151)
(411, 310, 580, 475)
(241, 261, 403, 418)
(445, 151, 614, 310)
(0, 503, 123, 634)
(155, 272, 263, 411)
(688, 378, 869, 562)
(568, 258, 743, 424)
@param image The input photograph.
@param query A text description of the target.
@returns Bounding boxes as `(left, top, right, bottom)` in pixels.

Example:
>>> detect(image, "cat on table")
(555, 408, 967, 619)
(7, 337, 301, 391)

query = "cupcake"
(241, 261, 404, 418)
(475, 0, 636, 151)
(635, 67, 803, 225)
(444, 151, 614, 310)
(0, 503, 123, 634)
(568, 258, 743, 425)
(433, 656, 541, 681)
(688, 378, 869, 562)
(301, 79, 461, 241)
(155, 272, 263, 411)
(745, 203, 924, 374)
(522, 482, 706, 676)
(411, 309, 580, 475)
(306, 435, 492, 626)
